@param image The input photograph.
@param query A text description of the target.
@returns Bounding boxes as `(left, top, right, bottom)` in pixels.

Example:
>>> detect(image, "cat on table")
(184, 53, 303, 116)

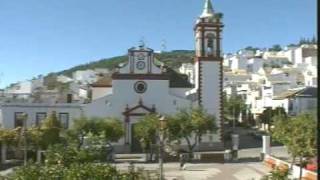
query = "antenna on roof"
(161, 39, 167, 52)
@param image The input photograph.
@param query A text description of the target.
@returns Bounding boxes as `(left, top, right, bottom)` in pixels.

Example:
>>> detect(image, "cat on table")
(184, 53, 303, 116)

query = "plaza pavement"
(113, 162, 271, 180)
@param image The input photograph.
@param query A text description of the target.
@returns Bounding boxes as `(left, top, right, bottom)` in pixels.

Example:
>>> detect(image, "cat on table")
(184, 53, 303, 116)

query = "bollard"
(224, 150, 231, 162)
(1, 143, 7, 164)
(231, 134, 239, 161)
(261, 135, 271, 160)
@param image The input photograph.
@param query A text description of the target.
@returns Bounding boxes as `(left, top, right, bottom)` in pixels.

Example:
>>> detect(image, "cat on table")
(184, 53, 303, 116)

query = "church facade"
(0, 0, 224, 154)
(85, 0, 224, 153)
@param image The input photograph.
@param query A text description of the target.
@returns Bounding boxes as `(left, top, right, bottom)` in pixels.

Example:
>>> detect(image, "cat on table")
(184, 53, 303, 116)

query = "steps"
(114, 154, 147, 163)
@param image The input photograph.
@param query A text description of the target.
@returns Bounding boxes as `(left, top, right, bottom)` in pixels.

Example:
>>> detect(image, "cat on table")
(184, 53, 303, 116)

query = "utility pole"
(232, 106, 235, 132)
(158, 116, 167, 180)
(22, 113, 28, 166)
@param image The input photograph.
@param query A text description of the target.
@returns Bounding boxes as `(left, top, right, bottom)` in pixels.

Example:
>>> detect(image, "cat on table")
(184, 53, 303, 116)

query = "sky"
(0, 0, 317, 88)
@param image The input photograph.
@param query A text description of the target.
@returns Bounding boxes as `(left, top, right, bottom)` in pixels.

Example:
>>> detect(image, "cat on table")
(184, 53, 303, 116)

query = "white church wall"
(169, 88, 192, 98)
(200, 61, 221, 143)
(85, 80, 192, 119)
(92, 87, 112, 100)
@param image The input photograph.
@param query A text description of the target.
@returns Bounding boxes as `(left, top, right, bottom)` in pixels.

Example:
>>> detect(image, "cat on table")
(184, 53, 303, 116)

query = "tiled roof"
(166, 68, 194, 88)
(273, 87, 317, 100)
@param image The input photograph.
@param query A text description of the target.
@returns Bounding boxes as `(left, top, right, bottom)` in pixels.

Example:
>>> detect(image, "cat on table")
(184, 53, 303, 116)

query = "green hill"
(55, 50, 195, 77)
(43, 50, 195, 89)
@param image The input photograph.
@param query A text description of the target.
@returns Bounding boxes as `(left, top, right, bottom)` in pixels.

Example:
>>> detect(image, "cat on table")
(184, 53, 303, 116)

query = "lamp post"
(22, 113, 28, 166)
(159, 115, 167, 180)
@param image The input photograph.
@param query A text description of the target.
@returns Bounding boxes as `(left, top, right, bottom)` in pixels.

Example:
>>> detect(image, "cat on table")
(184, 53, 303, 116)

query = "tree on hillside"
(271, 113, 316, 179)
(244, 46, 260, 53)
(269, 44, 282, 51)
(167, 107, 217, 154)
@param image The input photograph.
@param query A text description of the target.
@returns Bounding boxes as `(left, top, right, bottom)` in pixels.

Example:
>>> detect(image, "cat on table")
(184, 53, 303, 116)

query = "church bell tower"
(194, 0, 224, 143)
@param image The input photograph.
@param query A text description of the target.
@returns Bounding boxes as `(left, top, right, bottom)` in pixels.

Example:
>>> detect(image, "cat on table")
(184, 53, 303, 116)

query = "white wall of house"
(73, 70, 98, 84)
(283, 47, 297, 63)
(5, 81, 32, 95)
(237, 49, 255, 58)
(247, 58, 264, 74)
(272, 99, 290, 113)
(290, 97, 317, 115)
(57, 75, 73, 83)
(179, 63, 195, 84)
(0, 103, 83, 129)
(230, 56, 247, 71)
(304, 56, 317, 67)
(293, 45, 318, 68)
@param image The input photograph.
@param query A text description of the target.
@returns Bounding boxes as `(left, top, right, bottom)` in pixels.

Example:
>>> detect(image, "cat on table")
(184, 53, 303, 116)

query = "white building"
(0, 103, 83, 129)
(293, 44, 317, 68)
(303, 66, 317, 87)
(237, 49, 255, 59)
(4, 81, 32, 99)
(247, 57, 264, 74)
(72, 70, 98, 84)
(57, 75, 73, 83)
(223, 53, 233, 67)
(179, 63, 195, 84)
(272, 87, 317, 115)
(230, 55, 247, 72)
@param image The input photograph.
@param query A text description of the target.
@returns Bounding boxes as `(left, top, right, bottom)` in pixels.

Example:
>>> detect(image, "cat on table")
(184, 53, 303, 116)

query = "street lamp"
(21, 113, 28, 166)
(158, 115, 167, 180)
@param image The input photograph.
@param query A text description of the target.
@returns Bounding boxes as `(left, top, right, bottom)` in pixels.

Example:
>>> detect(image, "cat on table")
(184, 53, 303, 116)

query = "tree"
(269, 44, 282, 51)
(167, 107, 217, 154)
(134, 114, 159, 160)
(100, 118, 124, 145)
(271, 113, 316, 179)
(261, 166, 290, 180)
(68, 116, 124, 150)
(0, 128, 20, 147)
(224, 95, 247, 126)
(40, 111, 63, 148)
(259, 107, 287, 131)
(67, 116, 94, 149)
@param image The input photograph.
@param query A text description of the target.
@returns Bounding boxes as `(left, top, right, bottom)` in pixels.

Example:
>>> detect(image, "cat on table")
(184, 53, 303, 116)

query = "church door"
(131, 123, 143, 153)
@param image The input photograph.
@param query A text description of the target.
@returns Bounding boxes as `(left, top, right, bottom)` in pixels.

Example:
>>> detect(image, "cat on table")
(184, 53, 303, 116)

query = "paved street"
(114, 162, 270, 180)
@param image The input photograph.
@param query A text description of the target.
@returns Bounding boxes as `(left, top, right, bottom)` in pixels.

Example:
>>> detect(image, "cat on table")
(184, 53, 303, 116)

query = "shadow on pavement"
(235, 157, 261, 163)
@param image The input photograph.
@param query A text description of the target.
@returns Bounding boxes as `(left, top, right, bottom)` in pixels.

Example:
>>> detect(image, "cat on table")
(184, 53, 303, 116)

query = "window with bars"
(14, 112, 25, 128)
(59, 113, 69, 129)
(36, 112, 47, 126)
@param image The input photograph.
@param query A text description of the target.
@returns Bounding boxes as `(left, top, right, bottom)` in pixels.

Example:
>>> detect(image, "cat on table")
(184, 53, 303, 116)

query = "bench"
(301, 172, 317, 180)
(264, 158, 276, 169)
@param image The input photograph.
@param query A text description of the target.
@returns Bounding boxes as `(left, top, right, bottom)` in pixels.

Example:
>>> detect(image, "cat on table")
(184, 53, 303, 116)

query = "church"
(0, 0, 224, 154)
(85, 0, 224, 153)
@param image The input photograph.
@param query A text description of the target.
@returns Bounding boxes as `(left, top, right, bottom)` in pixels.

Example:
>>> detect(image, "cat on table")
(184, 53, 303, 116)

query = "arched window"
(206, 33, 215, 56)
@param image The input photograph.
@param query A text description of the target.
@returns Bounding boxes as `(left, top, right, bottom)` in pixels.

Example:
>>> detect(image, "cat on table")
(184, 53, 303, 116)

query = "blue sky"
(0, 0, 317, 88)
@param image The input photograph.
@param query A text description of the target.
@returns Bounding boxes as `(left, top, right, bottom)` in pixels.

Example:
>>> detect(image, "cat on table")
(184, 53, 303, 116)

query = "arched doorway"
(122, 99, 156, 153)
